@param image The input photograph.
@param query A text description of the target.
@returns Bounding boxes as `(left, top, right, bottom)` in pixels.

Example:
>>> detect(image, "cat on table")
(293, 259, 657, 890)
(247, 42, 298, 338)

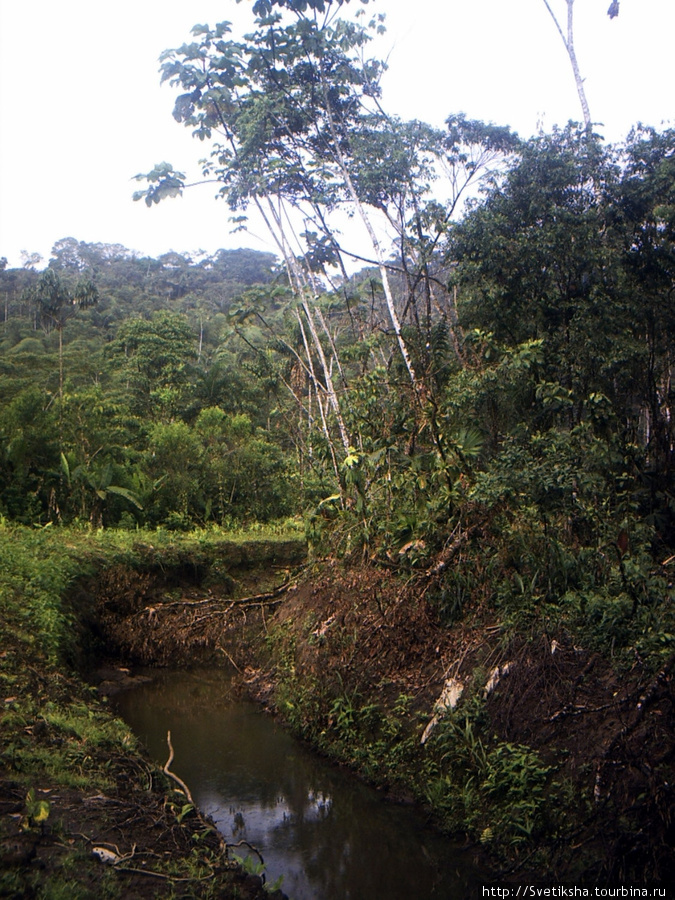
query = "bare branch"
(540, 0, 592, 128)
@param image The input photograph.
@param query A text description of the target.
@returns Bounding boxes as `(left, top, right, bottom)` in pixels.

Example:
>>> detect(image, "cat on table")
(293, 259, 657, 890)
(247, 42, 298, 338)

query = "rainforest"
(1, 0, 674, 896)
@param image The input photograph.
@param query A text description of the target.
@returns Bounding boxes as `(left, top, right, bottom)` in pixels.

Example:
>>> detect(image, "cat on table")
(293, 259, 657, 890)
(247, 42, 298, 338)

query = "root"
(144, 575, 301, 617)
(217, 646, 243, 673)
(228, 839, 265, 869)
(595, 652, 675, 801)
(163, 731, 194, 805)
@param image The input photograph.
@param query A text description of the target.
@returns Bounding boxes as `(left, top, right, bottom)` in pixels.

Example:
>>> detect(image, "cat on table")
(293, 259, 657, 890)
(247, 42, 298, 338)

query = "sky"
(0, 0, 673, 270)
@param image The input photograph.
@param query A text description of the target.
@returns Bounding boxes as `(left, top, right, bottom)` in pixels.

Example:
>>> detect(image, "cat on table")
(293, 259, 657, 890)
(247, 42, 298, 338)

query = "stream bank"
(110, 667, 483, 899)
(2, 524, 673, 895)
(244, 565, 675, 884)
(0, 526, 303, 900)
(86, 537, 674, 883)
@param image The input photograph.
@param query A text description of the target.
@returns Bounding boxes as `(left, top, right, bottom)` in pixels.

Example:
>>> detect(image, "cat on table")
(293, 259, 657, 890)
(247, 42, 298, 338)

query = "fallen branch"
(163, 731, 194, 805)
(115, 864, 218, 881)
(425, 526, 479, 578)
(143, 577, 299, 617)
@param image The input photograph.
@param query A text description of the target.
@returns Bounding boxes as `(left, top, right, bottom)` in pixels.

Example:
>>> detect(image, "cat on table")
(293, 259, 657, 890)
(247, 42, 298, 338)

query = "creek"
(112, 668, 482, 900)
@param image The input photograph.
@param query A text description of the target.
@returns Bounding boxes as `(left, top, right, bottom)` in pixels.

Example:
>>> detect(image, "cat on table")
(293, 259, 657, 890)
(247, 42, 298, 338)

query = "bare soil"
(5, 551, 671, 894)
(0, 762, 279, 900)
(243, 564, 675, 882)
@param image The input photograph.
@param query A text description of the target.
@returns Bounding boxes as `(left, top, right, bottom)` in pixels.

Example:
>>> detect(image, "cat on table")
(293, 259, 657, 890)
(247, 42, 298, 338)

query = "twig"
(227, 839, 265, 868)
(547, 700, 621, 722)
(217, 646, 243, 674)
(115, 865, 217, 882)
(163, 731, 194, 805)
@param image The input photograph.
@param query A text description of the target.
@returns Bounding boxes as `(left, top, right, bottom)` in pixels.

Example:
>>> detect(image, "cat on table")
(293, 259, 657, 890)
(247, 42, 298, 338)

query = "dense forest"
(1, 0, 674, 886)
(0, 241, 302, 527)
(3, 120, 675, 562)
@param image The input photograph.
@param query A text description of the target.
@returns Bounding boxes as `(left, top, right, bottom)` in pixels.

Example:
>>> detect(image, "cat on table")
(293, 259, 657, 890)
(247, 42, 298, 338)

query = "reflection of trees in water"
(270, 772, 450, 898)
(115, 671, 474, 900)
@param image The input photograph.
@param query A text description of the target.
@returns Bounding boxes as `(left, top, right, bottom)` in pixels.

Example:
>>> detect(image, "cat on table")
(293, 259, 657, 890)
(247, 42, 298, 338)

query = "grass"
(0, 520, 304, 899)
(0, 520, 305, 777)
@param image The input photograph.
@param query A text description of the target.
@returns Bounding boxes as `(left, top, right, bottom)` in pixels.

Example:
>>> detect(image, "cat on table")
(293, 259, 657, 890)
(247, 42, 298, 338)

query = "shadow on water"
(112, 669, 482, 900)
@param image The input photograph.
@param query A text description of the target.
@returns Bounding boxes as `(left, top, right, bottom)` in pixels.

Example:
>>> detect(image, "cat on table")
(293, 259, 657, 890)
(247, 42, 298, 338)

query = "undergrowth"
(265, 616, 561, 857)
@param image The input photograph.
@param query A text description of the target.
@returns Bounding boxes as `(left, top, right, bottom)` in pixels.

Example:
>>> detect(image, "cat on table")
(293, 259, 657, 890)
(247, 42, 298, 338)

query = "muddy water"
(112, 669, 481, 900)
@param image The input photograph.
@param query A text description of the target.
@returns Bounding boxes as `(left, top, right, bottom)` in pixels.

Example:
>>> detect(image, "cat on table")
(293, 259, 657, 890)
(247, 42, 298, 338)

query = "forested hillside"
(4, 122, 675, 567)
(1, 0, 674, 884)
(0, 241, 310, 527)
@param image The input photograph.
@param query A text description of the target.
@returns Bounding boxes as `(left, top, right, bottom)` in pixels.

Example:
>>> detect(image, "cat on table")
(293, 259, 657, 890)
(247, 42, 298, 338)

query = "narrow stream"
(112, 668, 482, 900)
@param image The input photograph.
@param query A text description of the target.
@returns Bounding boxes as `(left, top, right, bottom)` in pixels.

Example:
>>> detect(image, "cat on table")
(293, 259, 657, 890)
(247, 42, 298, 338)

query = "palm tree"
(31, 268, 99, 436)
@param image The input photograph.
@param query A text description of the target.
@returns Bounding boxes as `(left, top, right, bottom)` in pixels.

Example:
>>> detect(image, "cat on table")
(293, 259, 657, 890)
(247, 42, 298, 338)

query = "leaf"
(176, 802, 194, 823)
(105, 485, 144, 510)
(32, 800, 50, 824)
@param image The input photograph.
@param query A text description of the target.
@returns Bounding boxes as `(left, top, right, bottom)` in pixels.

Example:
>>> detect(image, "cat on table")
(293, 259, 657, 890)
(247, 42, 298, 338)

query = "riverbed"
(112, 668, 482, 900)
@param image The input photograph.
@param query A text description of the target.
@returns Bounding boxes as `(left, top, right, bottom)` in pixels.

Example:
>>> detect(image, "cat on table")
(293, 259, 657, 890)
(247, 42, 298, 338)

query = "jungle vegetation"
(2, 0, 673, 597)
(1, 0, 674, 883)
(3, 105, 674, 653)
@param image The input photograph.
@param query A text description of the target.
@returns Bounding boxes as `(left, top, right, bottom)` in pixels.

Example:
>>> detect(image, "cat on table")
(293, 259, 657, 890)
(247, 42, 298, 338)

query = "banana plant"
(61, 452, 142, 525)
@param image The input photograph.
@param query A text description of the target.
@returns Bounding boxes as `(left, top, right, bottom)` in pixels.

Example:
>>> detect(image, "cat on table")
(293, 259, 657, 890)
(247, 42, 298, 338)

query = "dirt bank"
(1, 530, 303, 900)
(243, 564, 675, 883)
(81, 537, 306, 667)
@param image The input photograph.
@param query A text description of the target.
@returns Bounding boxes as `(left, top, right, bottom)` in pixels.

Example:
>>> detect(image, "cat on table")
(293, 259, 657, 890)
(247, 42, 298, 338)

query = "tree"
(0, 387, 59, 522)
(134, 0, 519, 493)
(617, 126, 675, 483)
(449, 126, 621, 405)
(109, 311, 196, 420)
(540, 0, 591, 127)
(30, 268, 99, 430)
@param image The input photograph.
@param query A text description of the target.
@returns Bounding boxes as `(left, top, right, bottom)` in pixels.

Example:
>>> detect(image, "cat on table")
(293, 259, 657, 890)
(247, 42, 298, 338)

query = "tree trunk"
(541, 0, 592, 128)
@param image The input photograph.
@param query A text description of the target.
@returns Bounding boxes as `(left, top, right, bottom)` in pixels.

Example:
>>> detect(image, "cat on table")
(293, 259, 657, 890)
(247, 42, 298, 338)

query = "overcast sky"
(0, 0, 673, 269)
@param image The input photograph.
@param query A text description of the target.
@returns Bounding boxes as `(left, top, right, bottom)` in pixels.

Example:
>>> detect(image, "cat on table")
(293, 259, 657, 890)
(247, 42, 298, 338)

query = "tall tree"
(134, 0, 518, 483)
(540, 0, 591, 127)
(30, 268, 99, 431)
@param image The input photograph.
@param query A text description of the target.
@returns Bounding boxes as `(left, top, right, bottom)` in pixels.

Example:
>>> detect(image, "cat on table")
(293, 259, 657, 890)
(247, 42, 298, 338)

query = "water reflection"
(112, 669, 480, 900)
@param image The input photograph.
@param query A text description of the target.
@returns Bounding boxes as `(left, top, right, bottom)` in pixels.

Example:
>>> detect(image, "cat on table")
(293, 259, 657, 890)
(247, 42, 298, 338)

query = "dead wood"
(163, 730, 194, 805)
(425, 526, 479, 578)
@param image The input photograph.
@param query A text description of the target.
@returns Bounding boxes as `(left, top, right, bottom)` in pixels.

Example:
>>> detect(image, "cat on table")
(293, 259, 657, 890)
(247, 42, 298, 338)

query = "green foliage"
(425, 712, 554, 845)
(0, 526, 83, 663)
(21, 787, 51, 830)
(0, 243, 310, 527)
(1, 35, 674, 879)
